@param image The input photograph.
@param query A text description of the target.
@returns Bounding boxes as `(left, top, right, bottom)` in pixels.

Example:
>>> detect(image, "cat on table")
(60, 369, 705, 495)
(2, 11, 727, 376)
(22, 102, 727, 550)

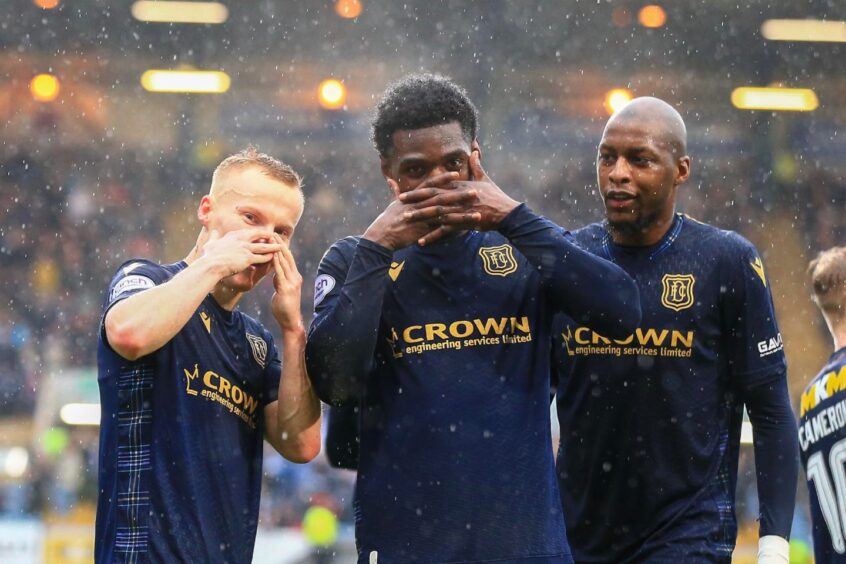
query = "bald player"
(553, 98, 798, 562)
(95, 147, 321, 563)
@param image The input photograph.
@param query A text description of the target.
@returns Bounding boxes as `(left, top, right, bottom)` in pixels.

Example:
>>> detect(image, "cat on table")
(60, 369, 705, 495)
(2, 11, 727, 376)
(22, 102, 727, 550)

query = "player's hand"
(400, 151, 520, 246)
(270, 234, 304, 333)
(362, 173, 476, 251)
(200, 228, 285, 279)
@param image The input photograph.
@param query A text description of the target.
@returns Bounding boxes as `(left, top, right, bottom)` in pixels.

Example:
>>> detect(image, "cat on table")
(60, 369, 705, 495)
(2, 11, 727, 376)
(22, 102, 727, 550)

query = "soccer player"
(306, 74, 641, 564)
(800, 247, 846, 563)
(553, 97, 799, 563)
(95, 148, 321, 563)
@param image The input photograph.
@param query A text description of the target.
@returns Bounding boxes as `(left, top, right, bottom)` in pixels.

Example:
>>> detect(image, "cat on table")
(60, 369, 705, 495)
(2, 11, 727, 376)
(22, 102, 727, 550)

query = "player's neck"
(210, 284, 243, 311)
(609, 214, 675, 247)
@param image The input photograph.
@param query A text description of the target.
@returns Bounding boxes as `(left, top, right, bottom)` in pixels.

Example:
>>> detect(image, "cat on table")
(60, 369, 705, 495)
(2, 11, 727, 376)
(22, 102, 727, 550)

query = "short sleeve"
(721, 234, 786, 385)
(103, 259, 168, 312)
(99, 259, 170, 347)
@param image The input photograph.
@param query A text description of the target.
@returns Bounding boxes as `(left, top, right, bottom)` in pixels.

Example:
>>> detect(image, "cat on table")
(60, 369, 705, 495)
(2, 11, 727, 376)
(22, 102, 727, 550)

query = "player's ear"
(675, 155, 691, 185)
(197, 195, 213, 225)
(380, 157, 400, 198)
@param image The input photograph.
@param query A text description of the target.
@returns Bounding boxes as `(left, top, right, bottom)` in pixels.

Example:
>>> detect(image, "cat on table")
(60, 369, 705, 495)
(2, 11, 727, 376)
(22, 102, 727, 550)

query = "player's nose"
(608, 157, 632, 184)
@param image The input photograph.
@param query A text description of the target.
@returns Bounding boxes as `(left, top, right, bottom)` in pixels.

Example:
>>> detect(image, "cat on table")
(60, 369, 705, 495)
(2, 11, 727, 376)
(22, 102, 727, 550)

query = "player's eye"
(243, 213, 257, 223)
(405, 165, 425, 178)
(447, 158, 463, 171)
(598, 153, 614, 165)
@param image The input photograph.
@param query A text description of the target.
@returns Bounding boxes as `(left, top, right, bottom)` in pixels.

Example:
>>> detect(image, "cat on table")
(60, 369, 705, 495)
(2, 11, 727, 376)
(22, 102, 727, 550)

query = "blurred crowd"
(1, 117, 844, 535)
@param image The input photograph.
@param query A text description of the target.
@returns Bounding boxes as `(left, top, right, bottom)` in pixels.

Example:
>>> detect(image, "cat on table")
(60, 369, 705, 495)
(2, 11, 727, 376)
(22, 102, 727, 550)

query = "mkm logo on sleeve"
(110, 275, 155, 301)
(314, 274, 335, 307)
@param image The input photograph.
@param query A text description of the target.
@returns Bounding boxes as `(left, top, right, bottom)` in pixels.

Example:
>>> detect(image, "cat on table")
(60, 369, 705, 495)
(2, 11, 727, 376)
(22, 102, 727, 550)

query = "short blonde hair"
(809, 246, 846, 317)
(211, 146, 302, 194)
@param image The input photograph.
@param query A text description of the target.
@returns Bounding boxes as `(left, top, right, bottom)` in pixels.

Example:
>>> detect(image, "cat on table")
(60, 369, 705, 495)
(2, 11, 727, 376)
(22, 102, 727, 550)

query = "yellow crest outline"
(479, 244, 518, 277)
(661, 274, 696, 312)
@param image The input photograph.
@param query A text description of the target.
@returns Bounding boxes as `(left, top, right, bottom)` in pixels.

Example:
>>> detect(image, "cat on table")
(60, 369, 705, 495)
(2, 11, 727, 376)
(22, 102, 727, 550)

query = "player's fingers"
(278, 243, 301, 280)
(470, 150, 487, 181)
(249, 242, 285, 254)
(419, 171, 461, 190)
(401, 186, 477, 208)
(418, 225, 456, 247)
(438, 211, 482, 227)
(403, 204, 473, 222)
(398, 172, 460, 203)
(271, 250, 286, 282)
(251, 252, 275, 264)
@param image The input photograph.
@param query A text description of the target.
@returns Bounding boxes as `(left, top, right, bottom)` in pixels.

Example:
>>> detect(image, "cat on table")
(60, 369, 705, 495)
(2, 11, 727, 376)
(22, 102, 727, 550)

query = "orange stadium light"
(731, 87, 819, 112)
(132, 1, 229, 25)
(604, 88, 633, 115)
(761, 19, 846, 43)
(33, 0, 60, 9)
(30, 73, 60, 102)
(335, 0, 363, 19)
(319, 79, 347, 110)
(638, 5, 667, 29)
(141, 69, 231, 93)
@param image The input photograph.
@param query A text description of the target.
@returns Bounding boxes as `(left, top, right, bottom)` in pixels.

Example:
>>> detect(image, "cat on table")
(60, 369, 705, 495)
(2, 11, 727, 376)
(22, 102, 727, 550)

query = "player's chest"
(170, 308, 268, 422)
(384, 244, 534, 312)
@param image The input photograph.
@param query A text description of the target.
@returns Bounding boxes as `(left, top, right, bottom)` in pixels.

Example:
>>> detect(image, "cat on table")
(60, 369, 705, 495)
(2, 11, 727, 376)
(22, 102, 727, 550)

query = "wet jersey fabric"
(554, 214, 786, 563)
(799, 347, 846, 563)
(307, 204, 643, 563)
(95, 259, 281, 564)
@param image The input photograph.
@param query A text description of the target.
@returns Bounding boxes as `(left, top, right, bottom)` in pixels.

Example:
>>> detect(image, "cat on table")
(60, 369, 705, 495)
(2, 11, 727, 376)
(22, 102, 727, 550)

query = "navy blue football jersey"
(95, 259, 281, 563)
(316, 232, 571, 563)
(554, 214, 786, 562)
(799, 347, 846, 563)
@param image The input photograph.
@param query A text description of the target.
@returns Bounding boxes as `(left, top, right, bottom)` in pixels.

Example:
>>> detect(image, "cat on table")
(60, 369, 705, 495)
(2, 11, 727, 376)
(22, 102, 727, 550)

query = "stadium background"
(0, 0, 844, 561)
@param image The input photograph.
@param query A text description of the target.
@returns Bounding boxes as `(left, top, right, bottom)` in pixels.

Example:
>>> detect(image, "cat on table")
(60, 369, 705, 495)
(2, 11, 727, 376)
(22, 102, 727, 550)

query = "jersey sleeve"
(721, 234, 787, 385)
(99, 259, 170, 346)
(305, 237, 393, 405)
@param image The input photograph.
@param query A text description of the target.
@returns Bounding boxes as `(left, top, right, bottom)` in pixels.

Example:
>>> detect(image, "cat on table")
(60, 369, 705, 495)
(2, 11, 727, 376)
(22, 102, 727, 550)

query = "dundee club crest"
(246, 333, 268, 368)
(661, 274, 695, 312)
(479, 245, 518, 277)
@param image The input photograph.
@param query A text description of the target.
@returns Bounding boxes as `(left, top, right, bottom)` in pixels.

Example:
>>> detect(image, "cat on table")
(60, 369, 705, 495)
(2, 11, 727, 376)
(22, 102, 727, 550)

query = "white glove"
(758, 535, 789, 564)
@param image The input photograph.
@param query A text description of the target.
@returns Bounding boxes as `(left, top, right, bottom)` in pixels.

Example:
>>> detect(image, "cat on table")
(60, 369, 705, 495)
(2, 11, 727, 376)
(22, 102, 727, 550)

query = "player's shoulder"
(682, 214, 757, 254)
(107, 258, 184, 301)
(111, 258, 182, 281)
(319, 236, 362, 266)
(571, 222, 607, 250)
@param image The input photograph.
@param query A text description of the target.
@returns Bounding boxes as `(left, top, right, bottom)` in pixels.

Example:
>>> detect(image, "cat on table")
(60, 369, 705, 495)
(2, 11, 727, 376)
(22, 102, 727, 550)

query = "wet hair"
(211, 145, 302, 195)
(809, 246, 846, 318)
(371, 74, 479, 158)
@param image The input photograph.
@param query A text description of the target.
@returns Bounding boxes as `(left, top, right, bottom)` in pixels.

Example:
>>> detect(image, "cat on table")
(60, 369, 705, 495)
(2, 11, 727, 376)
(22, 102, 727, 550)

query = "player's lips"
(604, 190, 636, 209)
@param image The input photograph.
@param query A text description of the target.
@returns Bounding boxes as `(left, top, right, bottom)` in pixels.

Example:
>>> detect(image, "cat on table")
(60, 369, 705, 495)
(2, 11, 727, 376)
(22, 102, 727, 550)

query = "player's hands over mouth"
(400, 151, 520, 246)
(362, 172, 478, 251)
(270, 234, 304, 332)
(201, 228, 285, 278)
